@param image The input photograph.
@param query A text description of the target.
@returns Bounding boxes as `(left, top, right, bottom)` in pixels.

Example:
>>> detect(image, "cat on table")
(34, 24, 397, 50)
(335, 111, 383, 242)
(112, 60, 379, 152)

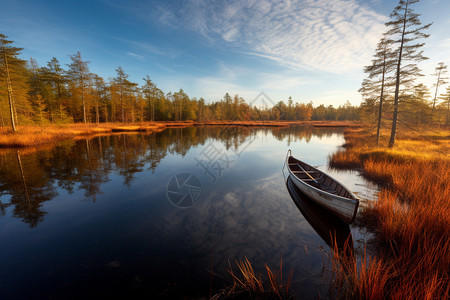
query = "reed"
(329, 126, 450, 299)
(213, 257, 294, 299)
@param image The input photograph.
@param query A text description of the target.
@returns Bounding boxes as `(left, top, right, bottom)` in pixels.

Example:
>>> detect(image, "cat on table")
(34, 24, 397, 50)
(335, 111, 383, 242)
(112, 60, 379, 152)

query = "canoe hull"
(286, 154, 359, 224)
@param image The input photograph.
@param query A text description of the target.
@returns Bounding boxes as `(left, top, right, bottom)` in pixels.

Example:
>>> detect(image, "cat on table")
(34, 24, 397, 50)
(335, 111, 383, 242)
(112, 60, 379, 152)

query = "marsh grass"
(0, 122, 169, 147)
(328, 126, 450, 299)
(213, 257, 294, 299)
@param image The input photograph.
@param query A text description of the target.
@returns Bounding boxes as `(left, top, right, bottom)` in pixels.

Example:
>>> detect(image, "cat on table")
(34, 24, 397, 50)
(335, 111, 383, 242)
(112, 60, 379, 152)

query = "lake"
(0, 126, 377, 299)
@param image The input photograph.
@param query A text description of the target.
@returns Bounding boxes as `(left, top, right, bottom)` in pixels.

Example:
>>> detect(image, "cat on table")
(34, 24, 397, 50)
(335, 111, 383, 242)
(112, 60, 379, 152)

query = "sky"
(1, 0, 449, 107)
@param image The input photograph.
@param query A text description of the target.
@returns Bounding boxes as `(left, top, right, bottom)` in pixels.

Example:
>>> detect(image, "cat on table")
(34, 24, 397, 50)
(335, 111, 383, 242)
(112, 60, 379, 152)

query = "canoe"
(284, 150, 359, 224)
(285, 176, 352, 250)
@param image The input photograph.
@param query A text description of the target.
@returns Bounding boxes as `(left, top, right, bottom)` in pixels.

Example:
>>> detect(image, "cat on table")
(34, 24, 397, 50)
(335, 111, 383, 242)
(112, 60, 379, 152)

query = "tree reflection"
(0, 150, 55, 227)
(0, 126, 343, 226)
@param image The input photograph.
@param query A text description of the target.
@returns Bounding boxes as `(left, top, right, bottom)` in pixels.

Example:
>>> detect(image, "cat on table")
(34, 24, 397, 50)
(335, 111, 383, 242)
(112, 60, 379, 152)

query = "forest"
(2, 32, 449, 135)
(1, 34, 361, 129)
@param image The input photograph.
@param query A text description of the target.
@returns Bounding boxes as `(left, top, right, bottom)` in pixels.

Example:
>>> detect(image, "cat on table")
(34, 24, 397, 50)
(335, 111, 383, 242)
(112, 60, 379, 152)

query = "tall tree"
(386, 0, 431, 147)
(359, 36, 395, 145)
(114, 66, 128, 122)
(142, 75, 157, 122)
(431, 62, 448, 112)
(0, 34, 32, 130)
(93, 74, 105, 125)
(41, 57, 67, 121)
(438, 86, 450, 125)
(0, 34, 23, 132)
(67, 52, 90, 123)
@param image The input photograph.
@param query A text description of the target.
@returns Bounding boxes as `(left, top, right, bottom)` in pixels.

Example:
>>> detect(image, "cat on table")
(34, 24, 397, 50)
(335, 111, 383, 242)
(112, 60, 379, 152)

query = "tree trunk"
(389, 3, 408, 148)
(432, 70, 441, 112)
(81, 78, 87, 124)
(96, 98, 99, 125)
(3, 47, 16, 132)
(376, 53, 387, 146)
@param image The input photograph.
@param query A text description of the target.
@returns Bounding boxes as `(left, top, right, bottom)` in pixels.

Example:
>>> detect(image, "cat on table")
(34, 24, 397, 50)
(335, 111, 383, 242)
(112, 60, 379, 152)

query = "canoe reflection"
(286, 175, 353, 250)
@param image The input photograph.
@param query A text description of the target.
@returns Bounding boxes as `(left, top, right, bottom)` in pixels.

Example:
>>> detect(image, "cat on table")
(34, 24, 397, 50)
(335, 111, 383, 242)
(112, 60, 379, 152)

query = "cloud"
(146, 0, 387, 74)
(127, 52, 146, 61)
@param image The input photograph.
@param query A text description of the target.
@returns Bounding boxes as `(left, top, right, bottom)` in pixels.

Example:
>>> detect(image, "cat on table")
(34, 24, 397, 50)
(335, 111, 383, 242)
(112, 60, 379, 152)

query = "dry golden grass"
(0, 122, 170, 147)
(329, 126, 450, 299)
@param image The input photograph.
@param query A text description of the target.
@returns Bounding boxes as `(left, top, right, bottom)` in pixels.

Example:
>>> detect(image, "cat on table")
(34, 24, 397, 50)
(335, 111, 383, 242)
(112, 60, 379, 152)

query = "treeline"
(1, 34, 359, 131)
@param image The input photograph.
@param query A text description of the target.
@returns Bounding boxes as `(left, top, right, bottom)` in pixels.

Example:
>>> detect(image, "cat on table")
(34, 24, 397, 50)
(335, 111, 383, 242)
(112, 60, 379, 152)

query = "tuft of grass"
(328, 126, 450, 299)
(213, 257, 294, 299)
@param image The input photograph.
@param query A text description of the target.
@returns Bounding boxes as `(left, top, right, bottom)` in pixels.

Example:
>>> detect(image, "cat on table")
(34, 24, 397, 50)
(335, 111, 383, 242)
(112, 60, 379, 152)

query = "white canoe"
(285, 150, 359, 224)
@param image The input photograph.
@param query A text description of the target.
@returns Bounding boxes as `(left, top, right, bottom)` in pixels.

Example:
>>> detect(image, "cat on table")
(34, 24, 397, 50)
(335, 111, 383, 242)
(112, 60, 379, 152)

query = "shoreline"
(0, 121, 359, 148)
(328, 127, 449, 299)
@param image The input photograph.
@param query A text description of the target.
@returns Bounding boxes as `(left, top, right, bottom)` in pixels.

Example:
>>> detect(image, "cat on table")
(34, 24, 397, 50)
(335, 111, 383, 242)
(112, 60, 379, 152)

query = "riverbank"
(0, 121, 359, 148)
(328, 127, 449, 299)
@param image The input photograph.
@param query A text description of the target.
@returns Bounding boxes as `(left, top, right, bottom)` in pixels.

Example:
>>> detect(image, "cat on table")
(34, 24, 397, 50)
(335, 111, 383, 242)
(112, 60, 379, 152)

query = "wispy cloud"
(119, 39, 181, 58)
(144, 0, 387, 74)
(127, 52, 146, 61)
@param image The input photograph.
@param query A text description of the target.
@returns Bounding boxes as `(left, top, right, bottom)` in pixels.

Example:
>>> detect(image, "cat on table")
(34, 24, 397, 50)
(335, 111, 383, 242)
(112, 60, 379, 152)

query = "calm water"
(0, 126, 377, 299)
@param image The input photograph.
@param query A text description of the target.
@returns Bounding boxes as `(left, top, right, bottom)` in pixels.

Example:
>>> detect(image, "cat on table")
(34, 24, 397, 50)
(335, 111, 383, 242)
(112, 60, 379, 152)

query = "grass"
(0, 122, 177, 147)
(0, 120, 360, 148)
(328, 126, 450, 299)
(212, 257, 294, 299)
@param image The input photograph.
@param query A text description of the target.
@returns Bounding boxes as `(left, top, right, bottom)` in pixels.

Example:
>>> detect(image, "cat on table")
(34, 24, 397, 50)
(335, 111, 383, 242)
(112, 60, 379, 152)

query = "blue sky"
(1, 0, 449, 106)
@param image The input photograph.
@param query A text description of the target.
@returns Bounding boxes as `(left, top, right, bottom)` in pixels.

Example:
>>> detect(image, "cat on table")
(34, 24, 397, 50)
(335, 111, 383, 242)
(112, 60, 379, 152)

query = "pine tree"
(93, 74, 105, 125)
(67, 52, 90, 123)
(114, 66, 128, 122)
(386, 0, 431, 147)
(438, 86, 450, 125)
(359, 37, 396, 145)
(41, 57, 67, 122)
(0, 34, 30, 131)
(431, 62, 448, 112)
(1, 35, 20, 132)
(142, 75, 156, 122)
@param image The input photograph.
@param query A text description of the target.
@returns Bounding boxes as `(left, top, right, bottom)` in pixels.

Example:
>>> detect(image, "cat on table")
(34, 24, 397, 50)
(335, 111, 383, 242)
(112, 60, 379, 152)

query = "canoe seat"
(292, 170, 319, 174)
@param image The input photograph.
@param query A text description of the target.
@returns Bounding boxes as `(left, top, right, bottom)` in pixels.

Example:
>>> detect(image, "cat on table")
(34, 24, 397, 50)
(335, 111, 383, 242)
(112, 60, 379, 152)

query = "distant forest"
(0, 34, 360, 127)
(1, 33, 449, 130)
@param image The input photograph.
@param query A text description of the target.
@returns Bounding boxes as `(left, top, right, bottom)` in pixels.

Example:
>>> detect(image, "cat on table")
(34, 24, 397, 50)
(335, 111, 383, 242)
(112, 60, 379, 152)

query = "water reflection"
(0, 125, 371, 299)
(286, 176, 352, 250)
(0, 126, 343, 227)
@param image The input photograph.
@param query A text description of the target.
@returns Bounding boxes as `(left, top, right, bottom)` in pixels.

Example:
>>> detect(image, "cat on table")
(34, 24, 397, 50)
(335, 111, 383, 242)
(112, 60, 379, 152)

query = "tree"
(359, 36, 395, 145)
(1, 34, 32, 130)
(386, 0, 431, 147)
(401, 83, 431, 125)
(67, 52, 90, 123)
(142, 75, 157, 122)
(431, 62, 448, 113)
(0, 34, 25, 132)
(93, 74, 105, 125)
(438, 86, 450, 125)
(41, 57, 67, 122)
(114, 66, 128, 122)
